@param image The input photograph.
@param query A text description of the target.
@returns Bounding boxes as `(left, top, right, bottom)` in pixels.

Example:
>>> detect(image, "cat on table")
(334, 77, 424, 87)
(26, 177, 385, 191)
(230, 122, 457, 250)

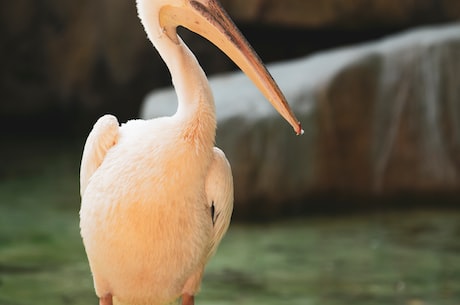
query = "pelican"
(79, 0, 302, 305)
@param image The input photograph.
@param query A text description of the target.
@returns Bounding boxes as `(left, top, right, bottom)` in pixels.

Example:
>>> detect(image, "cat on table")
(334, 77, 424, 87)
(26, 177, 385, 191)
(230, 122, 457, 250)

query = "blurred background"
(1, 0, 460, 304)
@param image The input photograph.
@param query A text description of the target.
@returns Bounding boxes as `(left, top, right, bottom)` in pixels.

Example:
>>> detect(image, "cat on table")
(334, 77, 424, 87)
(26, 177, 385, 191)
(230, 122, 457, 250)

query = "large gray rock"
(2, 0, 459, 132)
(141, 23, 460, 212)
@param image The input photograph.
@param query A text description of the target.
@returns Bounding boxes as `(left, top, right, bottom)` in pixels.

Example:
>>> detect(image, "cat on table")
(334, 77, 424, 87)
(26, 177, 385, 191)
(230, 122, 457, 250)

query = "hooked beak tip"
(296, 124, 304, 136)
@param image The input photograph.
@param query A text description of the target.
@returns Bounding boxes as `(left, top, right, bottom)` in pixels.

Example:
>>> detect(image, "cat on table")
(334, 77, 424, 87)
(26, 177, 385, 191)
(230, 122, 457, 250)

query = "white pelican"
(79, 0, 302, 305)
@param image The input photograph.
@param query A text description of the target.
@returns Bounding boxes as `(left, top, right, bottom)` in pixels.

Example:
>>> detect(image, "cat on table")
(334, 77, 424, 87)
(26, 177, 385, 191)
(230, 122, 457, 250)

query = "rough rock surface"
(141, 23, 460, 212)
(1, 0, 460, 135)
(0, 0, 153, 124)
(220, 0, 460, 28)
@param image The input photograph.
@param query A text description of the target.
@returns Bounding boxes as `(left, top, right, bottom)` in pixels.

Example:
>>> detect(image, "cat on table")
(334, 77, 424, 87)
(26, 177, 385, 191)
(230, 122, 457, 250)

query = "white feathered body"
(80, 112, 232, 305)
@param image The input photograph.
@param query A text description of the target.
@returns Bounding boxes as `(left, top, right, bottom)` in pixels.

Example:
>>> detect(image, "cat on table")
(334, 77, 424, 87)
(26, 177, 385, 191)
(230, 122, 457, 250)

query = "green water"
(0, 138, 459, 305)
(202, 211, 460, 305)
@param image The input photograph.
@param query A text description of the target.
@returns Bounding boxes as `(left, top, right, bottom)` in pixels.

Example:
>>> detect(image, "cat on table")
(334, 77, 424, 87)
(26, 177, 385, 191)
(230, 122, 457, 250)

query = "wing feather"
(80, 114, 119, 196)
(204, 147, 234, 260)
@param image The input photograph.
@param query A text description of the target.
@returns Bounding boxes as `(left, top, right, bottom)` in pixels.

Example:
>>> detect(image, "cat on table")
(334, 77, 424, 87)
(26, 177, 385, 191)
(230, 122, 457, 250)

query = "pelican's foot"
(181, 293, 194, 305)
(99, 294, 113, 305)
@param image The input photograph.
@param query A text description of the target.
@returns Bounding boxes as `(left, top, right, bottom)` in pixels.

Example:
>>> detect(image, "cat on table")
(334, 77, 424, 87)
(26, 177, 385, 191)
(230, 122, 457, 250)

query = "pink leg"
(99, 294, 113, 305)
(182, 293, 194, 305)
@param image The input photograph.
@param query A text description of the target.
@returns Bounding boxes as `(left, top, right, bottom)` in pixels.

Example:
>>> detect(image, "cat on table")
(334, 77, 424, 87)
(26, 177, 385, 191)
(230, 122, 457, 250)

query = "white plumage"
(79, 1, 301, 305)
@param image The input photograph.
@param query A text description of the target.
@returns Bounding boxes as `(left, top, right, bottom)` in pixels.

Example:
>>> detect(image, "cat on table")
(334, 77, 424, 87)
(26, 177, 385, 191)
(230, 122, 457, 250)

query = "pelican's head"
(138, 0, 303, 135)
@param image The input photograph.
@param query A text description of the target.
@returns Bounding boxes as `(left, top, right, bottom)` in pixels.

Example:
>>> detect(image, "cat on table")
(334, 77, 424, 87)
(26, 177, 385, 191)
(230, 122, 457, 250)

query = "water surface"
(0, 138, 459, 304)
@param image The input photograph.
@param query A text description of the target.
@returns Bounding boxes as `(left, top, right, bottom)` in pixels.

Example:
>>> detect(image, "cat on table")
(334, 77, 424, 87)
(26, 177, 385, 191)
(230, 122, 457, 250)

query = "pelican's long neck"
(137, 1, 216, 147)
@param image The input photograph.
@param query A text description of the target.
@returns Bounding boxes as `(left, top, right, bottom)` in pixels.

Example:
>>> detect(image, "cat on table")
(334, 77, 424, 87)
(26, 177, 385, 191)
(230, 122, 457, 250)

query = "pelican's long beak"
(160, 0, 303, 135)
